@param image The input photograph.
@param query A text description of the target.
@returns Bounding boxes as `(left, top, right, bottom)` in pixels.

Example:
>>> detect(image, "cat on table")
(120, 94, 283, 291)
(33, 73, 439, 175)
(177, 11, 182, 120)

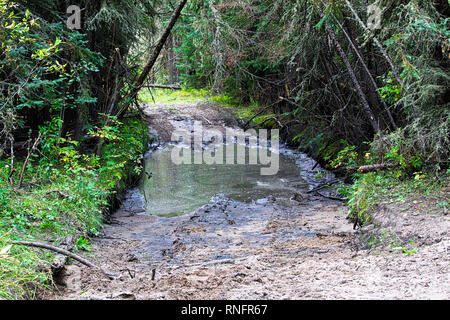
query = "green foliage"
(0, 236, 52, 299)
(377, 72, 403, 104)
(344, 172, 380, 225)
(378, 1, 450, 166)
(330, 140, 358, 169)
(343, 170, 447, 225)
(139, 88, 209, 104)
(166, 0, 449, 172)
(98, 118, 148, 189)
(0, 118, 149, 299)
(75, 237, 91, 252)
(392, 240, 419, 256)
(0, 0, 101, 153)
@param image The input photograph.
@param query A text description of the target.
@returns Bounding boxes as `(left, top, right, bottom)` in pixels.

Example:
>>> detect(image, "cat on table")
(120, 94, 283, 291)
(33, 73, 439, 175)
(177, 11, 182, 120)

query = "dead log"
(144, 84, 181, 90)
(333, 163, 398, 174)
(50, 235, 73, 272)
(44, 189, 70, 199)
(357, 163, 397, 173)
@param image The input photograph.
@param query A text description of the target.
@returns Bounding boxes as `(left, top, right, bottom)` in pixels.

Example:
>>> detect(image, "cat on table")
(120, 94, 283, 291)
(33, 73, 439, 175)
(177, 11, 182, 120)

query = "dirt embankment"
(47, 102, 449, 300)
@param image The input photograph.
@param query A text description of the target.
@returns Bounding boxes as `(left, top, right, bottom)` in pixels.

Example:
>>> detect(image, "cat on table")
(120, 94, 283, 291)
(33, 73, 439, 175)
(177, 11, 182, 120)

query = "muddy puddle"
(53, 103, 449, 300)
(103, 115, 341, 268)
(139, 144, 310, 217)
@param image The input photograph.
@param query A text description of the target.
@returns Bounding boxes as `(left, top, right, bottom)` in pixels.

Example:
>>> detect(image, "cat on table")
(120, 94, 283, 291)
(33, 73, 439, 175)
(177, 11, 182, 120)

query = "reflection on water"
(139, 144, 307, 217)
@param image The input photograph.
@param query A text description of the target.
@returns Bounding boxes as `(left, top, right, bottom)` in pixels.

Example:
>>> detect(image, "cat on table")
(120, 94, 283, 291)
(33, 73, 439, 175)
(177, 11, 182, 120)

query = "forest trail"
(49, 101, 449, 300)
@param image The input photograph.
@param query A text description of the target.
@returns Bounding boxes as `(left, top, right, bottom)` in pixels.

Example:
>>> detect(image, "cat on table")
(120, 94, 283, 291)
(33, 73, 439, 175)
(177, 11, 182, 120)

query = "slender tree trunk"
(337, 18, 397, 129)
(168, 35, 175, 85)
(327, 26, 380, 133)
(344, 0, 404, 88)
(120, 0, 188, 116)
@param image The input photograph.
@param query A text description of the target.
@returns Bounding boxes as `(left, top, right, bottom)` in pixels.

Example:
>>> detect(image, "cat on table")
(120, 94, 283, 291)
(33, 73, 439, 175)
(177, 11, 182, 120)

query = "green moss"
(139, 88, 209, 104)
(218, 98, 261, 123)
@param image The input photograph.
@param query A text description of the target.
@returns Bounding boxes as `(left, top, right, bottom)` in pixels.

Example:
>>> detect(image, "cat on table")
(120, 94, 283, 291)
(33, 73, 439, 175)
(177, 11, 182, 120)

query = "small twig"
(146, 86, 156, 103)
(18, 132, 42, 189)
(120, 268, 136, 279)
(307, 179, 340, 194)
(312, 161, 319, 170)
(199, 115, 212, 125)
(315, 191, 345, 201)
(8, 135, 15, 189)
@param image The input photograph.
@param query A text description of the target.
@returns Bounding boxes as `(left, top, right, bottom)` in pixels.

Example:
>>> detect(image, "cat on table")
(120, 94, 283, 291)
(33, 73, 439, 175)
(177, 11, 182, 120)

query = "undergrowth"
(0, 117, 149, 299)
(340, 170, 448, 227)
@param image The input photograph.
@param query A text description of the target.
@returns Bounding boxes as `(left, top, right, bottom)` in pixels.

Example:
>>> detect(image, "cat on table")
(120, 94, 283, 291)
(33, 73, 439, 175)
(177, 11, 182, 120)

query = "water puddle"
(139, 144, 310, 217)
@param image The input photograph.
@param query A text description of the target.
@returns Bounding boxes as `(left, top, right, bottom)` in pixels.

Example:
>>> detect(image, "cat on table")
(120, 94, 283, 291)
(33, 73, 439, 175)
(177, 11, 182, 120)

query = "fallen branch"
(357, 163, 397, 173)
(315, 191, 345, 201)
(144, 84, 181, 90)
(243, 99, 282, 129)
(11, 241, 118, 279)
(11, 241, 95, 267)
(307, 179, 340, 194)
(44, 189, 70, 199)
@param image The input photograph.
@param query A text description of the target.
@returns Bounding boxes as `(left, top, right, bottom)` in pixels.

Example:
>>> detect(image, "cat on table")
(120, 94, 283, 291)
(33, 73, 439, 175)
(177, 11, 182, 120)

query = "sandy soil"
(47, 101, 449, 300)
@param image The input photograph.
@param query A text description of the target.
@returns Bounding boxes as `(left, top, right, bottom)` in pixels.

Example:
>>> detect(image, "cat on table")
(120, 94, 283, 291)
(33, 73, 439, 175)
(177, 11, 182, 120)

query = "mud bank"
(49, 102, 449, 300)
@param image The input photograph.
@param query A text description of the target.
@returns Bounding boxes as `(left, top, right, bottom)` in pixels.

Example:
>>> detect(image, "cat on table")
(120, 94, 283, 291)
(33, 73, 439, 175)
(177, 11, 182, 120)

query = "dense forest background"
(0, 0, 449, 299)
(1, 0, 449, 173)
(163, 0, 449, 171)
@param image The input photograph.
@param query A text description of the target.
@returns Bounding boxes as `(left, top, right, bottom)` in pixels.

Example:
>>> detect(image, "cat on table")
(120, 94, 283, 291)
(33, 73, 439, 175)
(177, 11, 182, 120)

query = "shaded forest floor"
(46, 99, 449, 300)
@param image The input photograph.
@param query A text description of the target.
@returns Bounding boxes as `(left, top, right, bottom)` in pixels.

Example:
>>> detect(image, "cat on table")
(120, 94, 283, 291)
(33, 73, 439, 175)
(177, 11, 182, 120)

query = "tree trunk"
(168, 35, 175, 85)
(344, 0, 404, 88)
(327, 26, 380, 133)
(120, 0, 188, 116)
(338, 18, 397, 129)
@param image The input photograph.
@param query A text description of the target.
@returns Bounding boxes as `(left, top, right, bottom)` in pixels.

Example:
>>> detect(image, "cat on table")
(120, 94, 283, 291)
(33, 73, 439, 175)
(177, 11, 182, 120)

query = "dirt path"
(50, 102, 449, 300)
